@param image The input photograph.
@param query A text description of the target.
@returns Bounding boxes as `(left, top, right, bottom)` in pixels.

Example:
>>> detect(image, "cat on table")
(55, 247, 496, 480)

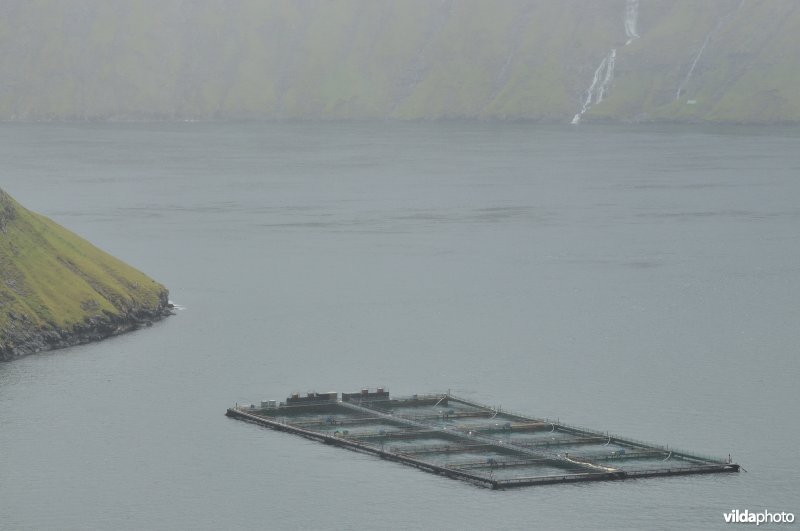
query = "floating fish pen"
(226, 388, 739, 489)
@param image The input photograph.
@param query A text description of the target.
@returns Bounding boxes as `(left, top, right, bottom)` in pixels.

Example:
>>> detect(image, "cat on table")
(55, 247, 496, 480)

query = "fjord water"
(1, 122, 798, 530)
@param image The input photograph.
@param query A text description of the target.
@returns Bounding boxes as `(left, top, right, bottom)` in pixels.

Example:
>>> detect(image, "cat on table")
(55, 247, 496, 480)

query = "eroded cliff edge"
(0, 189, 171, 361)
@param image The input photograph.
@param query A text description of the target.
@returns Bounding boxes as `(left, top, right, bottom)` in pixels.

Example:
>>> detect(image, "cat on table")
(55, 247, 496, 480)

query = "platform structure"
(226, 388, 739, 489)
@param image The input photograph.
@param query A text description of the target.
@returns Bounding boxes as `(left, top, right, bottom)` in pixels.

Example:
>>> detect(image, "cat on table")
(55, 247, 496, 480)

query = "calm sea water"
(1, 122, 798, 530)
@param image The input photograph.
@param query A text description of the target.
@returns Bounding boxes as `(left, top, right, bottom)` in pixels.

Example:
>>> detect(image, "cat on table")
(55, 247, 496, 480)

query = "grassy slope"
(595, 0, 800, 123)
(0, 189, 167, 352)
(0, 0, 798, 123)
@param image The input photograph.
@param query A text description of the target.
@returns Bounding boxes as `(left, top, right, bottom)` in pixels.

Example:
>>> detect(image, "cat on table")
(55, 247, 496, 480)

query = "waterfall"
(572, 0, 636, 124)
(572, 49, 616, 124)
(675, 32, 713, 101)
(596, 49, 617, 103)
(675, 0, 745, 101)
(625, 0, 640, 45)
(572, 54, 607, 124)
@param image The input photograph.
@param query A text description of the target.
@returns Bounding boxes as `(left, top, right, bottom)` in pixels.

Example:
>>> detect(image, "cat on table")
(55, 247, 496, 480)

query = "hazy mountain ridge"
(1, 0, 798, 123)
(0, 189, 171, 360)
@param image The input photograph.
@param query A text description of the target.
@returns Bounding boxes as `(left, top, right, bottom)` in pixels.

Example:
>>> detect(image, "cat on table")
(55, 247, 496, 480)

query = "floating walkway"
(226, 388, 739, 489)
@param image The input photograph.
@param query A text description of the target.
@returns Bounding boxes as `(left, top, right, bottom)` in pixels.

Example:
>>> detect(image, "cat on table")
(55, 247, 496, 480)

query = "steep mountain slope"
(0, 189, 170, 360)
(0, 0, 798, 123)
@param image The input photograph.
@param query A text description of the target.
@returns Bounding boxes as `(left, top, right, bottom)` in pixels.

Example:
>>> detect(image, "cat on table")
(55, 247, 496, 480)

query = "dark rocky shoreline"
(0, 292, 173, 362)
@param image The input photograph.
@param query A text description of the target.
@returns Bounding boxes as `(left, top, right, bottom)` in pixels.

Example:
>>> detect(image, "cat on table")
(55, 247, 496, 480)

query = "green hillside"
(0, 0, 798, 123)
(0, 189, 170, 360)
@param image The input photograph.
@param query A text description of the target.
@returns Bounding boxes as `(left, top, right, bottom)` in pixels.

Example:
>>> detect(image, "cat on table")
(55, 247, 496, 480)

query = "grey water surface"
(1, 122, 798, 530)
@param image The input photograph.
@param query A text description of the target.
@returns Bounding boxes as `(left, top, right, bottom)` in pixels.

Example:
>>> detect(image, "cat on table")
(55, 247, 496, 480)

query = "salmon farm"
(226, 389, 740, 489)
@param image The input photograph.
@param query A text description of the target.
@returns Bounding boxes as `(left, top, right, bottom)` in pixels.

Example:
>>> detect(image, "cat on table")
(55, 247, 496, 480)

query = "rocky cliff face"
(0, 0, 798, 124)
(0, 189, 171, 361)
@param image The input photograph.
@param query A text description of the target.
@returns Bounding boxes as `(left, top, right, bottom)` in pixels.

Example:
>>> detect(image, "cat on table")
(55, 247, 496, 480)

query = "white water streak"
(675, 32, 713, 101)
(596, 49, 616, 103)
(572, 55, 607, 124)
(572, 49, 617, 124)
(675, 0, 745, 101)
(169, 300, 187, 311)
(625, 0, 640, 45)
(572, 0, 638, 124)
